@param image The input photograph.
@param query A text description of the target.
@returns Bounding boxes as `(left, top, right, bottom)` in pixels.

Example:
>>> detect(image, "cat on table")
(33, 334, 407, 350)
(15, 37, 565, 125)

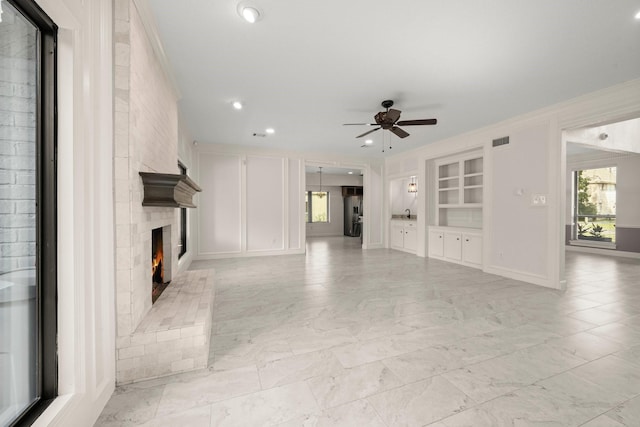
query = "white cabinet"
(463, 233, 482, 265)
(444, 232, 462, 260)
(390, 220, 417, 253)
(428, 226, 482, 268)
(428, 230, 444, 257)
(404, 224, 417, 252)
(390, 223, 405, 250)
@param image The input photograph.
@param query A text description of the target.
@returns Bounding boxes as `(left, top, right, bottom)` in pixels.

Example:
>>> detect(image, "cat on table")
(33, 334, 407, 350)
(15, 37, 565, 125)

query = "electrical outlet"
(531, 194, 547, 206)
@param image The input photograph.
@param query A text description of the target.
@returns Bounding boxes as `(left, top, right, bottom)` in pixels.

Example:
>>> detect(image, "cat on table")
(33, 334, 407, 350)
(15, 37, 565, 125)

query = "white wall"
(390, 178, 419, 216)
(197, 148, 304, 258)
(385, 78, 640, 289)
(33, 0, 115, 425)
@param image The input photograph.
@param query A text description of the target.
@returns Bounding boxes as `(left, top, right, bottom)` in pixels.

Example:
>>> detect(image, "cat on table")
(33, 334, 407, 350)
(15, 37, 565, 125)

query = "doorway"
(304, 165, 365, 249)
(562, 116, 640, 288)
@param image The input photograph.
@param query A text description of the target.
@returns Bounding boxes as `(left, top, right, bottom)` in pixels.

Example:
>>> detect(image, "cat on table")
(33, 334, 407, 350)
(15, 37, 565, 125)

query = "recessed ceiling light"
(348, 171, 353, 175)
(239, 5, 262, 23)
(232, 101, 243, 110)
(365, 139, 373, 145)
(635, 10, 640, 19)
(265, 128, 275, 134)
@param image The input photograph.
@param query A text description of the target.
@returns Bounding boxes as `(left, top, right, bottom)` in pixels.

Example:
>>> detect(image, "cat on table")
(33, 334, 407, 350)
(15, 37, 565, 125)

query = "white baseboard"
(483, 265, 560, 289)
(195, 248, 305, 260)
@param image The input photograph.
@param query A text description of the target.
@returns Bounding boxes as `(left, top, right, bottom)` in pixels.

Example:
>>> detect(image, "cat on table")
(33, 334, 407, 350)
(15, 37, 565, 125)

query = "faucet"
(405, 208, 411, 219)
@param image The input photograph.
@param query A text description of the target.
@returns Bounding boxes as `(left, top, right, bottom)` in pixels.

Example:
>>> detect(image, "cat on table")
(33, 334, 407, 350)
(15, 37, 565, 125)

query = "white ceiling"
(147, 0, 640, 158)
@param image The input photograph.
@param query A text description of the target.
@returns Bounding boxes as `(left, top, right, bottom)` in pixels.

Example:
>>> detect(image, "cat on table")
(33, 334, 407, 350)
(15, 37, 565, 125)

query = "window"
(0, 0, 57, 425)
(305, 191, 329, 223)
(178, 162, 187, 258)
(573, 167, 616, 244)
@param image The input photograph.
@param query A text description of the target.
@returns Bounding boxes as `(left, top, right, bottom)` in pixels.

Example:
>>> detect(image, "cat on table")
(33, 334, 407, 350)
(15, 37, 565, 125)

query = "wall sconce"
(408, 176, 417, 193)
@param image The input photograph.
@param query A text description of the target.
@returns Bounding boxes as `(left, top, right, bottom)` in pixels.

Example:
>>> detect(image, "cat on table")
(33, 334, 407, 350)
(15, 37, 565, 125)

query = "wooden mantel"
(139, 172, 202, 208)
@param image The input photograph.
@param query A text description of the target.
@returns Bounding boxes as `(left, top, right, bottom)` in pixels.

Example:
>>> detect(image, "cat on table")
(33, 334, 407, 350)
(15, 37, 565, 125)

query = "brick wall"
(0, 13, 36, 274)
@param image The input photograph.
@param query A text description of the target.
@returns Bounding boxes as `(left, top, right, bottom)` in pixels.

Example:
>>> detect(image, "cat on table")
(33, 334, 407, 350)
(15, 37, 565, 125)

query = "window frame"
(178, 162, 187, 259)
(572, 165, 617, 244)
(5, 0, 58, 425)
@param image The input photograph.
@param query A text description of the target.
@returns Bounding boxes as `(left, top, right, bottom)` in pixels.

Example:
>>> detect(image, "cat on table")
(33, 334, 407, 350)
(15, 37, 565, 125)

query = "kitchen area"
(389, 176, 419, 253)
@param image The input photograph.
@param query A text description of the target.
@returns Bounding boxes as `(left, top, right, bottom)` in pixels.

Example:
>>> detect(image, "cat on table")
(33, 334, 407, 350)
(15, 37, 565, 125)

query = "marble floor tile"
(208, 381, 319, 426)
(212, 339, 293, 371)
(95, 387, 164, 427)
(613, 343, 640, 368)
(568, 307, 630, 326)
(306, 361, 403, 409)
(587, 322, 640, 346)
(257, 349, 346, 389)
(136, 406, 211, 427)
(368, 375, 474, 426)
(156, 365, 261, 417)
(520, 371, 628, 425)
(545, 331, 623, 361)
(275, 399, 387, 427)
(567, 355, 640, 399)
(287, 328, 358, 355)
(605, 394, 640, 426)
(579, 414, 626, 427)
(438, 392, 563, 427)
(96, 239, 640, 426)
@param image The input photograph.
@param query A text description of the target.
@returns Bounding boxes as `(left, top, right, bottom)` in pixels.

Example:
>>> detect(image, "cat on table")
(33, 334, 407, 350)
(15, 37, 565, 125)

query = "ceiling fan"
(344, 100, 437, 139)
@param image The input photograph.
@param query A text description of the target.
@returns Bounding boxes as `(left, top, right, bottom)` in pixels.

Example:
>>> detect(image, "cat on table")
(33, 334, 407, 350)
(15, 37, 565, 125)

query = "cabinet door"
(462, 233, 482, 265)
(444, 232, 462, 260)
(404, 225, 417, 252)
(390, 225, 405, 249)
(428, 231, 444, 257)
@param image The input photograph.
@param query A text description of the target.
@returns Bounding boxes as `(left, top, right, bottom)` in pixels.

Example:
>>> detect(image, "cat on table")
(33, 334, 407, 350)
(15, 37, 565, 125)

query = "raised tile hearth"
(116, 269, 215, 384)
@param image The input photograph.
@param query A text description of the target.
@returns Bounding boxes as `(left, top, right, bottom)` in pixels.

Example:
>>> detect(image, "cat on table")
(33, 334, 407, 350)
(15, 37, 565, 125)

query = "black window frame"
(178, 162, 187, 259)
(6, 0, 58, 425)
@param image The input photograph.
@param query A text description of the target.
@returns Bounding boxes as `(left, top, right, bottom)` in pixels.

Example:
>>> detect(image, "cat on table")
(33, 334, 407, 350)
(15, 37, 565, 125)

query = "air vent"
(492, 136, 509, 147)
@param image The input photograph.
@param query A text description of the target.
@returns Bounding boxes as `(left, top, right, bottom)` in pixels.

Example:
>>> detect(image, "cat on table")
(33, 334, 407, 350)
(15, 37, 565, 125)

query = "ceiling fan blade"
(386, 109, 401, 123)
(390, 126, 410, 138)
(396, 118, 437, 126)
(356, 127, 381, 138)
(343, 123, 377, 126)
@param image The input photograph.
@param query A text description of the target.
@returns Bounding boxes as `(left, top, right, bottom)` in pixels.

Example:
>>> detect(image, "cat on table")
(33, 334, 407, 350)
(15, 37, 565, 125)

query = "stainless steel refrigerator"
(343, 195, 363, 237)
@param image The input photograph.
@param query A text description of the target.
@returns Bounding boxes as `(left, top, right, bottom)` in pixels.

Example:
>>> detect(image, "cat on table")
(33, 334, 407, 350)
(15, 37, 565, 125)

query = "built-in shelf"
(139, 172, 202, 208)
(435, 153, 483, 228)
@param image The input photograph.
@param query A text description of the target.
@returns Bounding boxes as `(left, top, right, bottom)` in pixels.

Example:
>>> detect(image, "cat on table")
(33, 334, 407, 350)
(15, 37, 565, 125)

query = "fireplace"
(151, 225, 171, 303)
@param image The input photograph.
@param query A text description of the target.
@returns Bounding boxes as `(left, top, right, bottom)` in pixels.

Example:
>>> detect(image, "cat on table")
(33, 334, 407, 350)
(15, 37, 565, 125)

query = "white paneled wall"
(197, 152, 304, 258)
(247, 156, 285, 252)
(198, 153, 242, 255)
(288, 159, 302, 250)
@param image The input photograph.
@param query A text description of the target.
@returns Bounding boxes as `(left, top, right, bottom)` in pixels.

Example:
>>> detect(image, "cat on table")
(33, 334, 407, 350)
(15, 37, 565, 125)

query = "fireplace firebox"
(151, 225, 171, 303)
